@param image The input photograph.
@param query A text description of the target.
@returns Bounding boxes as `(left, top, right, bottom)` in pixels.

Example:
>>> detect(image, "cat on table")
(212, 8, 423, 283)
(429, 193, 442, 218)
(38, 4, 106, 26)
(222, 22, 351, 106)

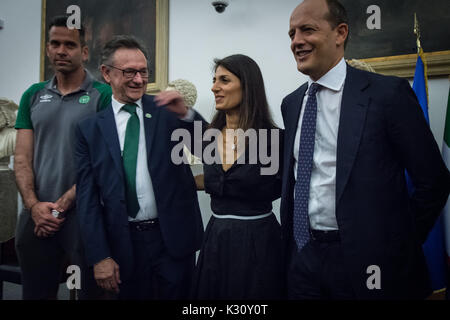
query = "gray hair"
(100, 35, 149, 66)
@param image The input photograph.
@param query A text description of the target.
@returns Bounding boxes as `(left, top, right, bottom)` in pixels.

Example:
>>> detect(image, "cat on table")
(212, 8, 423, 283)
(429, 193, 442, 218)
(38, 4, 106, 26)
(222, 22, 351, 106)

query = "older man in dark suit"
(75, 35, 204, 299)
(280, 0, 450, 299)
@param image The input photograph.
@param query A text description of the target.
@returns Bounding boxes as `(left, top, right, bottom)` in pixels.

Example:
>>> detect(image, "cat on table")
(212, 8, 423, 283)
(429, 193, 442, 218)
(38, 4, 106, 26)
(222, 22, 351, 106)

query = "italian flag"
(442, 88, 450, 266)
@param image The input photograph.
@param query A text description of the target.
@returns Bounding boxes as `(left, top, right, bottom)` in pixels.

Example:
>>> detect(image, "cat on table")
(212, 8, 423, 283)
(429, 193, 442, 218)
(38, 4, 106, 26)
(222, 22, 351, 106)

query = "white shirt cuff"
(180, 108, 195, 122)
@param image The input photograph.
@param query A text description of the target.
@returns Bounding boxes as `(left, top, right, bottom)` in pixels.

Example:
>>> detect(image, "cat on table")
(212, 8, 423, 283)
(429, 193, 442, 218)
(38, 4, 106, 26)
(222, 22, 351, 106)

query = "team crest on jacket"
(39, 94, 53, 103)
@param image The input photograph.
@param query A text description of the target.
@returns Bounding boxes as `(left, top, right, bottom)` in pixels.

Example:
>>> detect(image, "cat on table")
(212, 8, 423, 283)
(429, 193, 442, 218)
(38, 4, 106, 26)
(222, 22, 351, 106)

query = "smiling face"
(211, 66, 242, 112)
(288, 0, 347, 81)
(101, 48, 148, 104)
(46, 26, 88, 74)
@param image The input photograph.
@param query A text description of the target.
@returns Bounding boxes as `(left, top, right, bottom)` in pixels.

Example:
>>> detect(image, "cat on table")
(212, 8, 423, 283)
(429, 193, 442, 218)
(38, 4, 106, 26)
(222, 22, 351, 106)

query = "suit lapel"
(98, 105, 124, 178)
(285, 84, 308, 175)
(142, 95, 160, 163)
(336, 66, 370, 204)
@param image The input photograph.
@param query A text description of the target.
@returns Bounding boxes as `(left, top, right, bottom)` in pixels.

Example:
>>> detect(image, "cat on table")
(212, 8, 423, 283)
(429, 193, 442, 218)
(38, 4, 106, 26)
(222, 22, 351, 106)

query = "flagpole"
(414, 13, 429, 106)
(414, 13, 422, 54)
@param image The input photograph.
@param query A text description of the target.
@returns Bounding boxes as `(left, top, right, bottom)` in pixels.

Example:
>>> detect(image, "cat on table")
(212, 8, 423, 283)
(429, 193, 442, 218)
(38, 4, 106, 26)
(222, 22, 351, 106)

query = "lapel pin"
(145, 113, 152, 119)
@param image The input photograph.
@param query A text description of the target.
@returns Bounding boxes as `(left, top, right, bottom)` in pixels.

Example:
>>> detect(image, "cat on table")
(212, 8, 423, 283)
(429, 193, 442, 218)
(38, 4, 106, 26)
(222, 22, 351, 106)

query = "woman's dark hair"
(209, 54, 277, 131)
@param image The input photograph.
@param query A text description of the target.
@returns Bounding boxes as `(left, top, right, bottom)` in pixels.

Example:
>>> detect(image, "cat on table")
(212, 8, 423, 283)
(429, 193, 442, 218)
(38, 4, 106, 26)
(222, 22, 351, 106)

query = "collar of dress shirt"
(306, 57, 346, 94)
(111, 96, 143, 116)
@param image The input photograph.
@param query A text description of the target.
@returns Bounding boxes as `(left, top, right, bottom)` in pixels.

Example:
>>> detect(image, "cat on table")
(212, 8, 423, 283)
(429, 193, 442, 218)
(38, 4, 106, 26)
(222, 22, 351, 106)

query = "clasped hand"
(31, 201, 66, 238)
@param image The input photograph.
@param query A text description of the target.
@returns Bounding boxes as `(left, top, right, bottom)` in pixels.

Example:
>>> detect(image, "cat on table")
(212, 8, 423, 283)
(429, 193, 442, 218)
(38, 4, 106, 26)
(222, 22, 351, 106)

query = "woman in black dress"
(192, 54, 284, 300)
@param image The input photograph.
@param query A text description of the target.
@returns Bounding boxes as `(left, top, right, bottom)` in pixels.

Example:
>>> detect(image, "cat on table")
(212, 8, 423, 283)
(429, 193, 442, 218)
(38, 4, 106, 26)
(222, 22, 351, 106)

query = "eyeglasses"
(106, 65, 150, 79)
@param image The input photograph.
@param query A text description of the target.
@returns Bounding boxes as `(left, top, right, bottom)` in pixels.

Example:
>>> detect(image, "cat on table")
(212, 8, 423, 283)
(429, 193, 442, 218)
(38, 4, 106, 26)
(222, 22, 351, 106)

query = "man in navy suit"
(281, 0, 450, 299)
(75, 35, 204, 299)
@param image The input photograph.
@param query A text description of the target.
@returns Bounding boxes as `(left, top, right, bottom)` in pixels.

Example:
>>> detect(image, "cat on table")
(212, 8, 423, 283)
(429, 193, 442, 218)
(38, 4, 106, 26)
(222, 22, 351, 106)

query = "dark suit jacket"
(280, 65, 450, 299)
(75, 94, 204, 281)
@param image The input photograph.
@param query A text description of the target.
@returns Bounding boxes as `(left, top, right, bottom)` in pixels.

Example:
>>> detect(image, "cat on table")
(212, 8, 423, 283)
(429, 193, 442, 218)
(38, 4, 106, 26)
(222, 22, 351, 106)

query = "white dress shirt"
(111, 97, 158, 221)
(293, 57, 347, 231)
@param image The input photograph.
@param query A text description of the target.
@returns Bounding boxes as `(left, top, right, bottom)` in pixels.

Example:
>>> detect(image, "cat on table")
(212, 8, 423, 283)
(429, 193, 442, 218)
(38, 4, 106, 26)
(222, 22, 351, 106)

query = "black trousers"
(118, 223, 195, 300)
(287, 233, 356, 300)
(15, 209, 98, 300)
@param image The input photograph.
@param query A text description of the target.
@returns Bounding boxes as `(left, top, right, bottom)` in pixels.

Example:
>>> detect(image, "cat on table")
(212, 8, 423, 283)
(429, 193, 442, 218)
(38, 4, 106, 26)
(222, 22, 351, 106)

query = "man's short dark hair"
(48, 15, 86, 46)
(325, 0, 349, 48)
(101, 35, 149, 66)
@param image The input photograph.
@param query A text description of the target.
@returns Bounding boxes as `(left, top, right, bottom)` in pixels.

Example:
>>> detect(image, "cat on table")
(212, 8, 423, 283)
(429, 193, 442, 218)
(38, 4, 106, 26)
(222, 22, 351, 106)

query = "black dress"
(192, 130, 285, 300)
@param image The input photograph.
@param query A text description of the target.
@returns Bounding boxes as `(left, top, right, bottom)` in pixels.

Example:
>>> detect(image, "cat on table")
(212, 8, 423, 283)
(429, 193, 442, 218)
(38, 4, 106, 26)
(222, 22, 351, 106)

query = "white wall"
(1, 0, 449, 225)
(423, 77, 450, 146)
(0, 0, 41, 103)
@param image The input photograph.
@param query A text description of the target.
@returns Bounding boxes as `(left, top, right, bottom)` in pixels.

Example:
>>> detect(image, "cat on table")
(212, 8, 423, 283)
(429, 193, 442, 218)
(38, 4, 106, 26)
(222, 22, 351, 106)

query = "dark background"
(43, 0, 156, 82)
(341, 0, 450, 59)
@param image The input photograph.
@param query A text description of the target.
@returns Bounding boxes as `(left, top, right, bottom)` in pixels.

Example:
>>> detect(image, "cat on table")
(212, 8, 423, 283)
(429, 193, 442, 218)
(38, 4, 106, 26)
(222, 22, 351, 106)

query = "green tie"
(122, 104, 140, 218)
